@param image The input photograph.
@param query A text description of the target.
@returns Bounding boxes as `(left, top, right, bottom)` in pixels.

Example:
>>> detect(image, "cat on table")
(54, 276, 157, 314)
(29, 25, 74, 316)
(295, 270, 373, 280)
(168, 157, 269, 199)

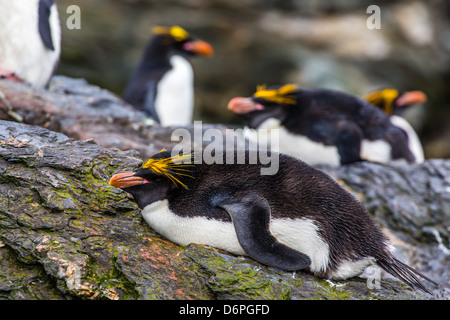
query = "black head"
(364, 88, 427, 115)
(109, 150, 194, 209)
(227, 84, 300, 128)
(151, 25, 214, 58)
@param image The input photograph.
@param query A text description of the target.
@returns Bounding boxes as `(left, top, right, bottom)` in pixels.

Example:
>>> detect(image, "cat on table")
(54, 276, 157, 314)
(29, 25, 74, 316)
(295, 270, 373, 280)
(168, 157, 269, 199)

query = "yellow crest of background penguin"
(122, 25, 214, 126)
(228, 85, 421, 166)
(110, 149, 438, 294)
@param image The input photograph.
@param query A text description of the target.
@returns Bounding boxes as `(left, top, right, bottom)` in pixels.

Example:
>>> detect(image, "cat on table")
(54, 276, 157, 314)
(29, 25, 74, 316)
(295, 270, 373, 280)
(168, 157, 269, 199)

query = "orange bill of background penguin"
(109, 149, 438, 294)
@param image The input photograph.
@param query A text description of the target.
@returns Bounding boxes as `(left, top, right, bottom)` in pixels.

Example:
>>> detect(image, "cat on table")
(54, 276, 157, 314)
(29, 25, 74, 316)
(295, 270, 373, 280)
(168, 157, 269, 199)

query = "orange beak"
(396, 91, 427, 107)
(109, 172, 150, 189)
(183, 40, 214, 57)
(227, 97, 265, 114)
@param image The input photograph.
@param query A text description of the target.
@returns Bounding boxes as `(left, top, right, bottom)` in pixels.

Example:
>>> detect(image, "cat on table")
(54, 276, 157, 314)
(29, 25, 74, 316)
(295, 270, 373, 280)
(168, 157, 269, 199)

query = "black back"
(119, 149, 437, 292)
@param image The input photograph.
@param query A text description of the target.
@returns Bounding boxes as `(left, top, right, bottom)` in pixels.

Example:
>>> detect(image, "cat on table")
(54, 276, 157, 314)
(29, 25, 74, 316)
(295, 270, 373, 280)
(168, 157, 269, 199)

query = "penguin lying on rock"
(110, 149, 438, 294)
(123, 25, 214, 126)
(0, 0, 61, 87)
(364, 88, 427, 163)
(228, 84, 420, 166)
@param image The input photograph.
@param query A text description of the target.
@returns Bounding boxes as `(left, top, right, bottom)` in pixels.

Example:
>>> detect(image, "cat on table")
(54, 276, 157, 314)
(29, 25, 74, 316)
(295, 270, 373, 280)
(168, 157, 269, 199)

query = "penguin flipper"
(219, 194, 311, 271)
(38, 0, 55, 51)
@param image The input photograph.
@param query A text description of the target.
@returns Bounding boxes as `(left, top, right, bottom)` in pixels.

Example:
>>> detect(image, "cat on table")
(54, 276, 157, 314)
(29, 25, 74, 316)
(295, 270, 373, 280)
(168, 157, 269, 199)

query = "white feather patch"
(244, 118, 341, 167)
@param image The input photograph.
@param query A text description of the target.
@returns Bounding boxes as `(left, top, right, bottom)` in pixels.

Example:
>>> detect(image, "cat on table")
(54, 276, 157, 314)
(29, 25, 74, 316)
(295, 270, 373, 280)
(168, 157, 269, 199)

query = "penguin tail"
(377, 257, 439, 295)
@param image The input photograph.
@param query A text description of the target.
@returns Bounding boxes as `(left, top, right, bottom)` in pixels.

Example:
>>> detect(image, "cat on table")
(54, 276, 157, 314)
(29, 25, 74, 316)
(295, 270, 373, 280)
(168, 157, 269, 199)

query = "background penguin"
(123, 25, 214, 126)
(364, 88, 427, 163)
(109, 149, 437, 294)
(227, 84, 420, 166)
(0, 0, 61, 87)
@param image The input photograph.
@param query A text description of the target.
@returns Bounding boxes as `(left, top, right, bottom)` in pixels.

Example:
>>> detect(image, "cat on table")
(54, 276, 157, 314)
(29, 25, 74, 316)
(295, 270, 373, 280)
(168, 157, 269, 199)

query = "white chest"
(0, 0, 61, 87)
(154, 55, 194, 126)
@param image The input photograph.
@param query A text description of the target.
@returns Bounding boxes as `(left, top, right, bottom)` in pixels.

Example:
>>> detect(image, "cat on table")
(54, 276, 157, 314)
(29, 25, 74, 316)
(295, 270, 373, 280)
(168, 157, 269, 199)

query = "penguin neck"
(391, 104, 411, 116)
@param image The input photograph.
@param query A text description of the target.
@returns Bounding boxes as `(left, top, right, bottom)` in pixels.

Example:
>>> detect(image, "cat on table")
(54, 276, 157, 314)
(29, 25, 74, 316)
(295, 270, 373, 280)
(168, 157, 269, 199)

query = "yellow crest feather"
(152, 25, 189, 42)
(363, 89, 399, 115)
(142, 151, 194, 189)
(253, 84, 298, 105)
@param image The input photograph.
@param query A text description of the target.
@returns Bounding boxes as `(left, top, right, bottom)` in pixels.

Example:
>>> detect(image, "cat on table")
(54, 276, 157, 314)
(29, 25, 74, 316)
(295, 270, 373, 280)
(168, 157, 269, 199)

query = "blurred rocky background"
(55, 0, 450, 159)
